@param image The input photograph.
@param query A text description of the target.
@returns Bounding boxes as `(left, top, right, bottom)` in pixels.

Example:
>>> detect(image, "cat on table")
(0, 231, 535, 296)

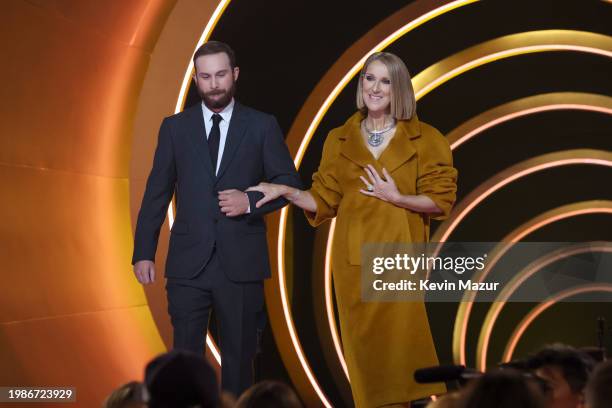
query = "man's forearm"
(247, 173, 303, 217)
(246, 191, 288, 217)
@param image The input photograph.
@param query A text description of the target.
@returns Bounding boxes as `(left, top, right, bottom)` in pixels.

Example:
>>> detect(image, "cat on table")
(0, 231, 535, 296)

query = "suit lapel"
(215, 101, 248, 184)
(186, 104, 215, 182)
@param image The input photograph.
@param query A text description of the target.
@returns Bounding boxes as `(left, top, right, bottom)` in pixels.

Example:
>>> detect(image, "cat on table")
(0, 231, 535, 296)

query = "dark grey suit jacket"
(132, 102, 302, 281)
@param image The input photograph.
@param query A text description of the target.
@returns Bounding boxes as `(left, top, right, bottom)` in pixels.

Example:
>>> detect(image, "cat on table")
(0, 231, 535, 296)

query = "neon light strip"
(277, 209, 332, 406)
(448, 95, 612, 150)
(435, 155, 612, 243)
(323, 219, 349, 379)
(167, 0, 232, 367)
(503, 284, 612, 362)
(415, 44, 612, 100)
(477, 240, 612, 370)
(439, 93, 612, 367)
(451, 104, 611, 149)
(454, 207, 612, 367)
(446, 153, 612, 366)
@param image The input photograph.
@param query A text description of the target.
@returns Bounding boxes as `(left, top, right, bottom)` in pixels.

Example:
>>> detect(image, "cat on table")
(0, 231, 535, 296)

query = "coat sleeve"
(304, 132, 343, 227)
(245, 115, 303, 218)
(132, 117, 177, 264)
(416, 124, 458, 221)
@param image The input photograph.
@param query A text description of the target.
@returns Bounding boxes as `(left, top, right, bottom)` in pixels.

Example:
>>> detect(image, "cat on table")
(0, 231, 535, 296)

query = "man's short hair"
(526, 344, 595, 393)
(102, 381, 145, 408)
(235, 381, 303, 408)
(460, 369, 546, 408)
(193, 41, 237, 69)
(586, 360, 612, 408)
(145, 350, 219, 408)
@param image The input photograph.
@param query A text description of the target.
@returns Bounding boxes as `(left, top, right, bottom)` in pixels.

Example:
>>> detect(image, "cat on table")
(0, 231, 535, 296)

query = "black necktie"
(208, 113, 222, 173)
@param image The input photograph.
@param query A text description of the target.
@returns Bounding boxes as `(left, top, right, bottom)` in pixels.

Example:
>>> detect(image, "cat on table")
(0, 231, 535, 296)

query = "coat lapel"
(339, 111, 373, 168)
(215, 101, 248, 184)
(378, 115, 420, 173)
(339, 111, 421, 173)
(186, 104, 215, 181)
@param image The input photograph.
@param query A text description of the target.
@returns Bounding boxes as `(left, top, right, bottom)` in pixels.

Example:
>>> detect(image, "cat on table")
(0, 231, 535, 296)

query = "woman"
(248, 52, 457, 407)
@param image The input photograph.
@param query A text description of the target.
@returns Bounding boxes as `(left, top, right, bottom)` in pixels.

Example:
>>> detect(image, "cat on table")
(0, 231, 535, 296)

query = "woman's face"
(362, 60, 392, 115)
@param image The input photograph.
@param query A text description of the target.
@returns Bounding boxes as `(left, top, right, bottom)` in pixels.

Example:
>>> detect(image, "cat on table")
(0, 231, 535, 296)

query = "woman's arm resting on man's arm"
(246, 183, 317, 213)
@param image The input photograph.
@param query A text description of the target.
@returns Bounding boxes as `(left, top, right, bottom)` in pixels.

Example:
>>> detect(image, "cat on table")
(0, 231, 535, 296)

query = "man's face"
(193, 52, 239, 111)
(536, 366, 584, 408)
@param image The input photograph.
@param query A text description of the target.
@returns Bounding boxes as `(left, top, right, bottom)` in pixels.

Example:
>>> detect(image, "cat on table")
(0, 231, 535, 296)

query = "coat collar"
(339, 111, 421, 172)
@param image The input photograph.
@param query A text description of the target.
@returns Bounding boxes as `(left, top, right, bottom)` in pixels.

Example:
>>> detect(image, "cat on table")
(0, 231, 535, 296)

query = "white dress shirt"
(202, 98, 250, 213)
(202, 98, 235, 176)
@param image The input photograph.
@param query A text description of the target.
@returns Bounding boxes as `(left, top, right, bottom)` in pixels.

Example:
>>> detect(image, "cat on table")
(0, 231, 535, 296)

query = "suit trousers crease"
(165, 248, 264, 397)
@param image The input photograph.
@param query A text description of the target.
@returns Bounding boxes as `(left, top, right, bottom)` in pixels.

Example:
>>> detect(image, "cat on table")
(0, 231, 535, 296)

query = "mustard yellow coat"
(305, 111, 457, 407)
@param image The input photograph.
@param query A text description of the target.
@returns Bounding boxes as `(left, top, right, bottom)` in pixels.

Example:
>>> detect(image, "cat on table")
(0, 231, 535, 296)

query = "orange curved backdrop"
(0, 1, 221, 406)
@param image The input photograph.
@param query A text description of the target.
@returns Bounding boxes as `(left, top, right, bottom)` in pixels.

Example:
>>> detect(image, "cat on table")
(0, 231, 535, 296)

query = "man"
(527, 344, 595, 408)
(132, 41, 301, 396)
(145, 350, 218, 408)
(585, 359, 612, 408)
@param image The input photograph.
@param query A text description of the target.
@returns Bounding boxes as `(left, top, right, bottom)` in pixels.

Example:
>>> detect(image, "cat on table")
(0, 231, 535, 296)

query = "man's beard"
(200, 81, 236, 110)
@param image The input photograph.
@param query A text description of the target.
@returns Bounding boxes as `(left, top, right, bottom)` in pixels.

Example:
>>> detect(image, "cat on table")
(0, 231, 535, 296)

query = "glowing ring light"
(453, 201, 612, 366)
(440, 94, 612, 369)
(441, 152, 612, 366)
(453, 201, 612, 368)
(412, 30, 612, 100)
(503, 284, 612, 362)
(446, 92, 612, 150)
(477, 239, 612, 370)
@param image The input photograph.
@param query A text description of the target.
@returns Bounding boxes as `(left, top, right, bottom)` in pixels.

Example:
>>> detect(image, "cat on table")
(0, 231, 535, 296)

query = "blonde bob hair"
(356, 52, 416, 120)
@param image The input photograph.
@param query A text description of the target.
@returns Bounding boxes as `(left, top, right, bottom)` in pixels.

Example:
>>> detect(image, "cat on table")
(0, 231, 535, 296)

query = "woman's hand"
(359, 164, 401, 204)
(246, 182, 287, 208)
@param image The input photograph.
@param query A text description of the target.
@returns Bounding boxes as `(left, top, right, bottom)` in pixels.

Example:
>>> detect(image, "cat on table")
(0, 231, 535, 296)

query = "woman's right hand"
(246, 182, 287, 208)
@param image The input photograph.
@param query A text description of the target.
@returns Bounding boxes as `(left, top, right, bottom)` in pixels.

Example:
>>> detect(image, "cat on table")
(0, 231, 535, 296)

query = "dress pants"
(165, 248, 265, 397)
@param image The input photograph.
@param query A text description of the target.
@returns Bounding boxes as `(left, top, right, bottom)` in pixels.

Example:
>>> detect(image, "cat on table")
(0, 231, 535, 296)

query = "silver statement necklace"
(363, 119, 396, 147)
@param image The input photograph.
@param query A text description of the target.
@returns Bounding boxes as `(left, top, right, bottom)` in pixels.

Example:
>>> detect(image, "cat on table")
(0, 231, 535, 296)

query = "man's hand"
(134, 260, 156, 285)
(218, 189, 249, 217)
